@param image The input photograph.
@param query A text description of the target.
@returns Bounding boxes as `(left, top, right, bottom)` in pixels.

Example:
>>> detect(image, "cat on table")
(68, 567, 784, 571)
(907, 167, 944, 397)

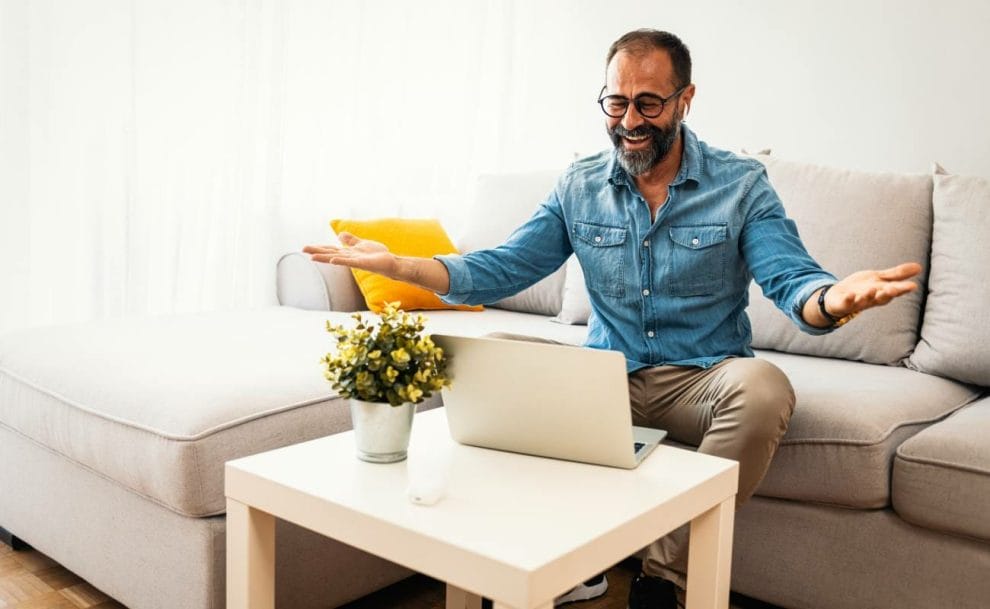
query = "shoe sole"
(554, 577, 608, 606)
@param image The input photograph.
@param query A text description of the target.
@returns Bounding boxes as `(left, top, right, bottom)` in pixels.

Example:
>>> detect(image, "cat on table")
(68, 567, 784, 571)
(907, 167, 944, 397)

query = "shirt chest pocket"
(572, 221, 627, 298)
(668, 225, 728, 297)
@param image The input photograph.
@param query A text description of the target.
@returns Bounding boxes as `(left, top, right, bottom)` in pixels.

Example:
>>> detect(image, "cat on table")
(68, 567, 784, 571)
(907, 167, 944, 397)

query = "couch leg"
(0, 525, 31, 551)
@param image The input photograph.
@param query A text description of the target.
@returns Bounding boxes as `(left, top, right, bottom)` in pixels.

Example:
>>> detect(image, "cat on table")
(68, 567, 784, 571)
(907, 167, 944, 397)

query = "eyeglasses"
(597, 85, 687, 119)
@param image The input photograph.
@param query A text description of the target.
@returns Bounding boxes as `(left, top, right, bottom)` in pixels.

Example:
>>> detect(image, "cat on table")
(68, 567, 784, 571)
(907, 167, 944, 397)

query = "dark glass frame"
(597, 85, 687, 118)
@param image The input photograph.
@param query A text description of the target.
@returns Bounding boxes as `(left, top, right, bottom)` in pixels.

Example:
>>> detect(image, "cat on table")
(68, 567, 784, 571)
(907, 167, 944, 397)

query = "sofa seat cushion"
(753, 350, 980, 508)
(0, 307, 580, 518)
(893, 397, 990, 541)
(0, 308, 360, 517)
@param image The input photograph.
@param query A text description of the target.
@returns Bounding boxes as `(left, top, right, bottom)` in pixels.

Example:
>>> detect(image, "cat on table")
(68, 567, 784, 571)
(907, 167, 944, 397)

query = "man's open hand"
(303, 232, 399, 278)
(825, 262, 923, 319)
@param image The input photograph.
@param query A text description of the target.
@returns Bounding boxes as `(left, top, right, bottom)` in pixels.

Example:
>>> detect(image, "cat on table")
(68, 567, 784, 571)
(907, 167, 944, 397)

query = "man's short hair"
(606, 29, 692, 90)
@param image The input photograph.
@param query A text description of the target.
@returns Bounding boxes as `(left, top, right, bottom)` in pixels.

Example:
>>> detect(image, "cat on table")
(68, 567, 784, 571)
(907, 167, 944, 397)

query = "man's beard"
(609, 118, 681, 177)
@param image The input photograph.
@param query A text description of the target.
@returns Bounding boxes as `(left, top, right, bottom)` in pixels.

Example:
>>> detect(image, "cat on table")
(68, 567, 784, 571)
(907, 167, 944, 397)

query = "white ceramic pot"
(349, 398, 415, 463)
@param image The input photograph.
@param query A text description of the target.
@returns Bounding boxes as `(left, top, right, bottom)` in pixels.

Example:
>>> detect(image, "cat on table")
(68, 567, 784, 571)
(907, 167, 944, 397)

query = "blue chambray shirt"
(437, 125, 836, 372)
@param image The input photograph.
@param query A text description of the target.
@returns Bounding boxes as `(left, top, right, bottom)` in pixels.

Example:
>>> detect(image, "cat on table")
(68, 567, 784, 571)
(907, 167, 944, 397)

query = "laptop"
(431, 334, 666, 469)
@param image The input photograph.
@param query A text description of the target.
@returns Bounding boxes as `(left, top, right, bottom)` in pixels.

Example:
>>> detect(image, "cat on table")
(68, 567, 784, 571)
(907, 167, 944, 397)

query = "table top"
(226, 408, 737, 608)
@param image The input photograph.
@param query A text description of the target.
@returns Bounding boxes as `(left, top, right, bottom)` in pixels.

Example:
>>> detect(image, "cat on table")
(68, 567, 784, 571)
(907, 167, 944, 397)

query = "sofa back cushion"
(552, 256, 592, 325)
(747, 156, 932, 365)
(457, 171, 566, 316)
(908, 171, 990, 385)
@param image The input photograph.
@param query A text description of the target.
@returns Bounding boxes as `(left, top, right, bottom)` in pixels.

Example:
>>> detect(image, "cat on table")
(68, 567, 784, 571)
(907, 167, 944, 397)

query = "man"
(305, 29, 920, 609)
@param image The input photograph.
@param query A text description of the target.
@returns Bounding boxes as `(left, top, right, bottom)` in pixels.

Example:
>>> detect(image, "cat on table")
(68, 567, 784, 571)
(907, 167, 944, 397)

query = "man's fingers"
(886, 280, 918, 295)
(302, 245, 335, 254)
(308, 247, 347, 262)
(337, 231, 360, 246)
(854, 287, 878, 308)
(877, 262, 922, 281)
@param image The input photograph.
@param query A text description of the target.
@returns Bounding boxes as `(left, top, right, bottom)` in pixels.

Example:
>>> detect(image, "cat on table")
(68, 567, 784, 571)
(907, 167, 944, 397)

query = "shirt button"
(647, 330, 655, 338)
(642, 289, 650, 296)
(643, 240, 650, 247)
(594, 236, 602, 243)
(691, 237, 700, 246)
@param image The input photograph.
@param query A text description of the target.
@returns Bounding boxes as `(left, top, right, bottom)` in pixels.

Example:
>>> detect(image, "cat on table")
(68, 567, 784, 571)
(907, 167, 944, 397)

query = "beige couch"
(1, 157, 988, 609)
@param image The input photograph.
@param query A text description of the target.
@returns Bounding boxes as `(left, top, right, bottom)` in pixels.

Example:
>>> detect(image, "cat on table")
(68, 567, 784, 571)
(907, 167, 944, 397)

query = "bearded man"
(305, 29, 920, 608)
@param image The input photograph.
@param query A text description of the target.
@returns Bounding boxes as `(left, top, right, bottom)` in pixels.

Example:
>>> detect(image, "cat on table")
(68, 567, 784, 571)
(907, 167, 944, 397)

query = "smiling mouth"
(623, 134, 651, 147)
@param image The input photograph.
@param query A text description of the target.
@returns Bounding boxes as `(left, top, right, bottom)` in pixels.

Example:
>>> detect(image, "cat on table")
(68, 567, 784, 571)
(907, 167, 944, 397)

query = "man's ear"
(681, 83, 696, 117)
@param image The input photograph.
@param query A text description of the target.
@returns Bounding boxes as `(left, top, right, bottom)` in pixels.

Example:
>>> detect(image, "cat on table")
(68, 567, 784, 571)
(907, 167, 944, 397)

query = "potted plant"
(321, 302, 450, 462)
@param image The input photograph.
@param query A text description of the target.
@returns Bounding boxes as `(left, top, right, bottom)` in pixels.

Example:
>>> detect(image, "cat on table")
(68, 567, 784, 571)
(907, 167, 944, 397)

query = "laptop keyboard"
(634, 441, 646, 454)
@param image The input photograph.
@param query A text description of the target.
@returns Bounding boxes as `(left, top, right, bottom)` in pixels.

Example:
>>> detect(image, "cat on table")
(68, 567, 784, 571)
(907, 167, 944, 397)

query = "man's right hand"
(303, 232, 452, 295)
(304, 232, 399, 278)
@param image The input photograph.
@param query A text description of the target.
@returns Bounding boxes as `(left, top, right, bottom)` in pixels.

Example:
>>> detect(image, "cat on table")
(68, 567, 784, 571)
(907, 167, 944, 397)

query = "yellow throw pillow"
(329, 218, 483, 313)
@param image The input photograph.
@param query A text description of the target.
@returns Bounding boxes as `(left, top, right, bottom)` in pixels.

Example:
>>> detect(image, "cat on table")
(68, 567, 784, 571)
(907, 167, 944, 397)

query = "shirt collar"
(607, 123, 703, 188)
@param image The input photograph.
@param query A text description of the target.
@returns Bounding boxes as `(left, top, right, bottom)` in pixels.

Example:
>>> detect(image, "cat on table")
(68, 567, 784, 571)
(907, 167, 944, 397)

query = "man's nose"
(621, 104, 645, 131)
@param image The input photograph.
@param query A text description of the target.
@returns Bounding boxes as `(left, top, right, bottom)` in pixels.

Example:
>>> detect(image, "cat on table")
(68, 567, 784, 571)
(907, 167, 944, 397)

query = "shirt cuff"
(434, 254, 474, 304)
(790, 277, 839, 336)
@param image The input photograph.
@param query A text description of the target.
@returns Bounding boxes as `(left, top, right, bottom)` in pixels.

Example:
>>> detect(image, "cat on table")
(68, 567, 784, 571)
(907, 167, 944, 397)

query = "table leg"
(226, 498, 275, 609)
(685, 496, 735, 609)
(446, 583, 482, 609)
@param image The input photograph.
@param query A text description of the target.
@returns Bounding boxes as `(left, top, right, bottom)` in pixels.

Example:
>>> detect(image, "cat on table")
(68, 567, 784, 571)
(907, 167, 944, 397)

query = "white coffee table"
(225, 408, 738, 609)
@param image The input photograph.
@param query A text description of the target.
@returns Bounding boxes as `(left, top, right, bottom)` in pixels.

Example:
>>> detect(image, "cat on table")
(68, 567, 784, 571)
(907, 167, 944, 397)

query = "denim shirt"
(438, 125, 836, 372)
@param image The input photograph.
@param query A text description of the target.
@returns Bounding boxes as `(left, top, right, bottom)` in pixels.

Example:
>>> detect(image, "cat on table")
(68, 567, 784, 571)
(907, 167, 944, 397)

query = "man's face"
(604, 49, 691, 176)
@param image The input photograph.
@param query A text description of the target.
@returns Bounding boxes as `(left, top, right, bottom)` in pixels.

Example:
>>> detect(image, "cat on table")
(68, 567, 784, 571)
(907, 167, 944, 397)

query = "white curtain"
(0, 0, 601, 335)
(4, 0, 989, 336)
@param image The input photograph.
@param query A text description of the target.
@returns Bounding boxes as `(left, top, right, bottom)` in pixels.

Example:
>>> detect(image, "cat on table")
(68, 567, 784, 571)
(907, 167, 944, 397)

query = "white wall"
(493, 0, 990, 178)
(1, 0, 988, 333)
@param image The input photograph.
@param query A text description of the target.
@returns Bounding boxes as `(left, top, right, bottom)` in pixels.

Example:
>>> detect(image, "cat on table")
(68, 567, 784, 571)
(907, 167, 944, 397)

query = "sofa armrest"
(276, 252, 366, 312)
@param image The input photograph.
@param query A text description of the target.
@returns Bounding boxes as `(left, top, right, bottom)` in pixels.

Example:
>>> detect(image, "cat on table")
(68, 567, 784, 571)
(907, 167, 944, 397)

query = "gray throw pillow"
(908, 170, 990, 385)
(457, 171, 566, 316)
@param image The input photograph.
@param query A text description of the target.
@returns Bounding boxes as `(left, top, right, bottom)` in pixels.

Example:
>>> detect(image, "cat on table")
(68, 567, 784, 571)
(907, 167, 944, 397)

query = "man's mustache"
(612, 124, 662, 139)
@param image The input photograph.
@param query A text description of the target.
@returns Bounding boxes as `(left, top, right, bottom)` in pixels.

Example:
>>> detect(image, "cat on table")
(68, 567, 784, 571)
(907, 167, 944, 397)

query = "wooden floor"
(1, 542, 778, 609)
(0, 542, 125, 609)
(340, 559, 780, 609)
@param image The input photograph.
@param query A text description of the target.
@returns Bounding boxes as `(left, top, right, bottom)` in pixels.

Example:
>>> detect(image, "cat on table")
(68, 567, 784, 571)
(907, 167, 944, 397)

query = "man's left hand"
(807, 262, 923, 327)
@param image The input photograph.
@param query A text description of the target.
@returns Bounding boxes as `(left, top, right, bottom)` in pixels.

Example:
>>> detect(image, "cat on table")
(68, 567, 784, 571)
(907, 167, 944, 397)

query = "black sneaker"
(482, 574, 608, 609)
(627, 573, 678, 609)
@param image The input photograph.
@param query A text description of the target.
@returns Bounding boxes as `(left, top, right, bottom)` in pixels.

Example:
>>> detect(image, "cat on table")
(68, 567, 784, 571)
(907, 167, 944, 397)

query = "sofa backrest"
(456, 171, 567, 316)
(746, 156, 933, 365)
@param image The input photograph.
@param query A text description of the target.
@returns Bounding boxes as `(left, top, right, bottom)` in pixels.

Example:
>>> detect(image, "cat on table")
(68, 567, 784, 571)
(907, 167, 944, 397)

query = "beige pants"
(631, 357, 795, 587)
(485, 334, 795, 588)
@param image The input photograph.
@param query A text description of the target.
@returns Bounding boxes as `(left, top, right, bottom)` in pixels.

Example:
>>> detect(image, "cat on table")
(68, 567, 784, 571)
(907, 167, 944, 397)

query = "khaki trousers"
(630, 357, 795, 587)
(484, 334, 796, 588)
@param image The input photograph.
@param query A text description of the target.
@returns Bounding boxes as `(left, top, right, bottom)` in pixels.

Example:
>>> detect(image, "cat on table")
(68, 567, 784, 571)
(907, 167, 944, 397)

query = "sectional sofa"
(1, 155, 988, 609)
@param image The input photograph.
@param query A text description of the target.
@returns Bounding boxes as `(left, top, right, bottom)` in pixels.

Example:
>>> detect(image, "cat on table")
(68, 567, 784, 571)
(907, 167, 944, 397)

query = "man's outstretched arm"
(801, 262, 922, 328)
(303, 231, 451, 295)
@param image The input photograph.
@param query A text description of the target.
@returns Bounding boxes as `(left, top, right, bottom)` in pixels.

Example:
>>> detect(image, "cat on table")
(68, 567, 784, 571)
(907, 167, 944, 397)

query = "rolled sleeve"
(789, 277, 839, 336)
(434, 254, 474, 304)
